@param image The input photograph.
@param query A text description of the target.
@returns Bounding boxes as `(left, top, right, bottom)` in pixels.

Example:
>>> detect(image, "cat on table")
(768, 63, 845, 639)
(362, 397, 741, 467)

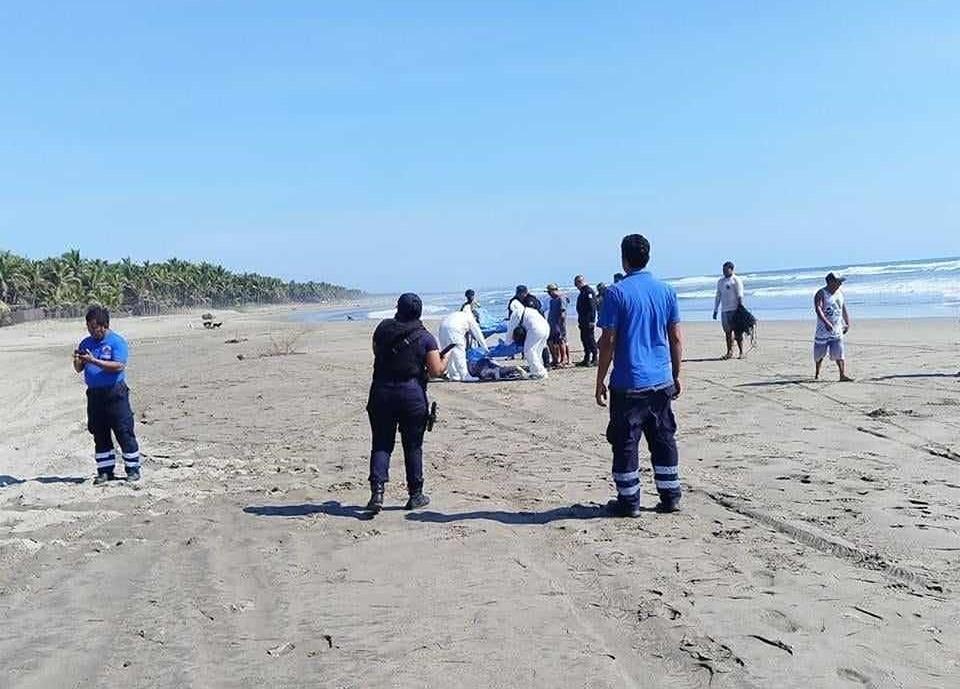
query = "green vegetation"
(0, 249, 360, 315)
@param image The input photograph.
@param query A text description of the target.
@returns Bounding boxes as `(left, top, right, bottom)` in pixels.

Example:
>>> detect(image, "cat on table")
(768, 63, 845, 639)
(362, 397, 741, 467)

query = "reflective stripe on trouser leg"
(613, 470, 641, 497)
(653, 464, 680, 492)
(109, 386, 141, 470)
(646, 393, 681, 501)
(90, 393, 115, 471)
(607, 394, 643, 506)
(95, 450, 116, 470)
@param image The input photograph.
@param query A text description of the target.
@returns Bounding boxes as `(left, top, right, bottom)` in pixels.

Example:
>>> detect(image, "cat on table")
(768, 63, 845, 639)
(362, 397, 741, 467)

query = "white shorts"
(814, 339, 845, 362)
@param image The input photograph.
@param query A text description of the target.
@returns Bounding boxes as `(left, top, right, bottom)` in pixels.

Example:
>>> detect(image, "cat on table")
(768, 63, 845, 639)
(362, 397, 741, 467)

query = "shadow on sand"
(405, 503, 632, 525)
(242, 501, 409, 521)
(243, 501, 633, 524)
(0, 475, 88, 488)
(736, 378, 810, 388)
(869, 372, 959, 381)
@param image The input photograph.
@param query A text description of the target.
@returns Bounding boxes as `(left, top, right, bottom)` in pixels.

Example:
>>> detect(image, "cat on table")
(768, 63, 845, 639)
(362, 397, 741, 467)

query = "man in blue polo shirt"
(595, 235, 683, 517)
(73, 306, 142, 483)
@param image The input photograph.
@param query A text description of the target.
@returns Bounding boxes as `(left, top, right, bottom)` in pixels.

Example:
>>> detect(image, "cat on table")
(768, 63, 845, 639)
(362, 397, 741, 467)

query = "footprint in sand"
(754, 569, 775, 587)
(763, 609, 800, 633)
(836, 668, 875, 687)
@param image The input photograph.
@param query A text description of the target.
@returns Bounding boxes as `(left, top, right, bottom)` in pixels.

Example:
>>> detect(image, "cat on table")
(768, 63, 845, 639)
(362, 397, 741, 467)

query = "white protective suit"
(438, 310, 488, 382)
(507, 300, 550, 379)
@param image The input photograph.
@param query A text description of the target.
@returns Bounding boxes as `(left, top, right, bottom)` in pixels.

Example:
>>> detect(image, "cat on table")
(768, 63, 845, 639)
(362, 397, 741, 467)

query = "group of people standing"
(501, 279, 606, 378)
(362, 234, 685, 515)
(69, 235, 855, 521)
(360, 234, 857, 516)
(439, 281, 601, 382)
(712, 262, 853, 380)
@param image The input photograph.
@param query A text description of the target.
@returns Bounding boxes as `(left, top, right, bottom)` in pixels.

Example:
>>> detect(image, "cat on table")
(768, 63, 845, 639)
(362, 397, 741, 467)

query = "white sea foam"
(357, 257, 960, 320)
(669, 258, 960, 294)
(366, 304, 448, 321)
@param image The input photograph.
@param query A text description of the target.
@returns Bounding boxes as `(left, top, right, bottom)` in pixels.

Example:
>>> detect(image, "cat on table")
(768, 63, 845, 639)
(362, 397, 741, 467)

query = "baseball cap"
(546, 283, 559, 291)
(825, 272, 846, 284)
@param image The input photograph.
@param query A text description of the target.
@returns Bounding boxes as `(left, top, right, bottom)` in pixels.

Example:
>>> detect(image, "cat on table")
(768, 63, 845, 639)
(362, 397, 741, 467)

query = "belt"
(372, 376, 422, 384)
(611, 382, 674, 397)
(86, 382, 127, 396)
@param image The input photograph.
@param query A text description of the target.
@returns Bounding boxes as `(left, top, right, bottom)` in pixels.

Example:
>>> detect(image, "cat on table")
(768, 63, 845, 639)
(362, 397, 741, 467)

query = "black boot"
(404, 483, 430, 510)
(606, 498, 641, 518)
(93, 469, 115, 485)
(365, 483, 385, 514)
(654, 497, 681, 513)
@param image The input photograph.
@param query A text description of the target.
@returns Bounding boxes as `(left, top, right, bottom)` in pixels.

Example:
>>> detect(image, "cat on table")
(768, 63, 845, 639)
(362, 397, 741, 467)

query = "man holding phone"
(73, 306, 142, 483)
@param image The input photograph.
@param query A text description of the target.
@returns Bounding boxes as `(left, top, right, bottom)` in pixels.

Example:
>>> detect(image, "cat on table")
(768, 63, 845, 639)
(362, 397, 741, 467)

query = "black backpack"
(512, 306, 527, 346)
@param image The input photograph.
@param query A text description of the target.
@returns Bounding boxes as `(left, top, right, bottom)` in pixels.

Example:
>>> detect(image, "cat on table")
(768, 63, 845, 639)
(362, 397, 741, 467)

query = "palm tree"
(0, 249, 360, 316)
(0, 250, 26, 305)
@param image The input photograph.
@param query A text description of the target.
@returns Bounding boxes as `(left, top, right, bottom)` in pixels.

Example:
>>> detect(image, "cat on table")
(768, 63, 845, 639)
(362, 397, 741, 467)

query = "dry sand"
(1, 311, 958, 688)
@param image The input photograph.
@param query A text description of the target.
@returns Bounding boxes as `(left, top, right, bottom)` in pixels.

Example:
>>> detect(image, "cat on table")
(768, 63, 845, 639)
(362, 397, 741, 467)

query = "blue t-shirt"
(547, 295, 567, 327)
(598, 271, 680, 391)
(78, 331, 128, 388)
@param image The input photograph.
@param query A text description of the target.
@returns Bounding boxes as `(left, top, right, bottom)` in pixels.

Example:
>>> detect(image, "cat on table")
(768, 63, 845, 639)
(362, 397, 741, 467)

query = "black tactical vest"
(372, 319, 427, 383)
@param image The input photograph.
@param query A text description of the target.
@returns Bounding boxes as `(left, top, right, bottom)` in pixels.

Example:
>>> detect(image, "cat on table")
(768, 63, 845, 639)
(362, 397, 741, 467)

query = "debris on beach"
(267, 641, 296, 657)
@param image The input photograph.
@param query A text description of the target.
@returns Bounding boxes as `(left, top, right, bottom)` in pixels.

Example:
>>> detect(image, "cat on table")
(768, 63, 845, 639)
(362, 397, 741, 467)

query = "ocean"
(296, 256, 960, 324)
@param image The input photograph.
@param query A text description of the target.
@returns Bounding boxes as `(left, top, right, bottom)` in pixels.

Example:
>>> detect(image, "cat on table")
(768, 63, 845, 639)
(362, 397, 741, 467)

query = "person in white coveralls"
(506, 297, 550, 379)
(438, 309, 488, 382)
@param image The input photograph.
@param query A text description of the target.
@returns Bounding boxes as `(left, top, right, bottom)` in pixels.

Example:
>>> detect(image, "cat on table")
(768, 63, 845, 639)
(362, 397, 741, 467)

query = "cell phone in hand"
(439, 343, 457, 357)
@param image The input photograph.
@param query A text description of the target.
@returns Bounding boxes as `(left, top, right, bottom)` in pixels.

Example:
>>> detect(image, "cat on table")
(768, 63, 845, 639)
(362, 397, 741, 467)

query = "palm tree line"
(0, 249, 360, 315)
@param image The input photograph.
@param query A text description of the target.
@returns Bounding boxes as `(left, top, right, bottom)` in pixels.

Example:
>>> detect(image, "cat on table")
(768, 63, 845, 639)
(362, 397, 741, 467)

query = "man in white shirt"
(814, 273, 853, 381)
(713, 261, 745, 359)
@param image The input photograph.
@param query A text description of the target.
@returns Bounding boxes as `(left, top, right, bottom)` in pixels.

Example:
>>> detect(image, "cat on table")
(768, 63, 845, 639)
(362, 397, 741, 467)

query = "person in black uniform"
(574, 275, 599, 366)
(514, 284, 544, 315)
(366, 293, 449, 514)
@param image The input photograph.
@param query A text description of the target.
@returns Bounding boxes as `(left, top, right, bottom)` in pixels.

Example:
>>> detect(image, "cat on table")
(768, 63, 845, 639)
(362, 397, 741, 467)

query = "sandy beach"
(1, 311, 958, 688)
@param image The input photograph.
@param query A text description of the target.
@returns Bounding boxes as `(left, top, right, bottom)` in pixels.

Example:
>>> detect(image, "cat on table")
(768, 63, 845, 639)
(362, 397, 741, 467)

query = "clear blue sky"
(1, 2, 957, 292)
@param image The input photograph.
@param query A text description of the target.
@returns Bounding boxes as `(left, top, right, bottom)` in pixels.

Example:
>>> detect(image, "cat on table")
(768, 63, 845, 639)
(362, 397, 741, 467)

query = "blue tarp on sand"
(468, 340, 520, 364)
(476, 307, 508, 338)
